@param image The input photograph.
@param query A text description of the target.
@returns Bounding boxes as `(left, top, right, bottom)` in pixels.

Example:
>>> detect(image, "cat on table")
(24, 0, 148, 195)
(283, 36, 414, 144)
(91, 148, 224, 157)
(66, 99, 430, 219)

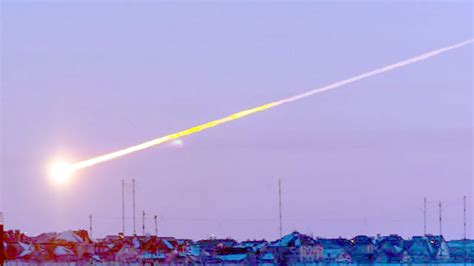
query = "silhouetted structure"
(0, 212, 4, 265)
(1, 229, 473, 264)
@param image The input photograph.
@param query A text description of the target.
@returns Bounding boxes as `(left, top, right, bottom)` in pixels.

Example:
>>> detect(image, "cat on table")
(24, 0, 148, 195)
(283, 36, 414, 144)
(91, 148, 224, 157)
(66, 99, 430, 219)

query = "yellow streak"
(68, 39, 472, 173)
(70, 102, 281, 171)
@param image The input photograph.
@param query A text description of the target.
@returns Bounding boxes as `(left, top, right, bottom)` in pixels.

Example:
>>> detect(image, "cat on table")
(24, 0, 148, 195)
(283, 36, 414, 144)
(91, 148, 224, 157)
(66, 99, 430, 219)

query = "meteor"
(49, 159, 74, 185)
(50, 39, 473, 177)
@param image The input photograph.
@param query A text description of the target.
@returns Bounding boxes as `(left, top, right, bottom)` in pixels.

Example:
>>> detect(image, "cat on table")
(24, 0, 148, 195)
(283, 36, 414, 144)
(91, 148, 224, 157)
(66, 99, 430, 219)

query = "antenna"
(89, 214, 93, 239)
(142, 210, 146, 236)
(133, 178, 136, 236)
(154, 215, 158, 237)
(424, 197, 427, 235)
(463, 196, 467, 240)
(122, 179, 125, 235)
(439, 201, 442, 236)
(279, 178, 283, 238)
(464, 196, 467, 262)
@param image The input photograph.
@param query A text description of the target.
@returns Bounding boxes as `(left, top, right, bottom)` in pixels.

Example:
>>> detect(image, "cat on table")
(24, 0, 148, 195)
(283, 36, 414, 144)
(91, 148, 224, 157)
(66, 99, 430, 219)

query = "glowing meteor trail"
(58, 39, 472, 175)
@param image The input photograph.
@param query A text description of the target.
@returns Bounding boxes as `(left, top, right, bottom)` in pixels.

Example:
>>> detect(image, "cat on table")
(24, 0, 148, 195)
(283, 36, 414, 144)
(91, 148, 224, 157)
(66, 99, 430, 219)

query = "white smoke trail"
(62, 39, 472, 173)
(278, 39, 473, 104)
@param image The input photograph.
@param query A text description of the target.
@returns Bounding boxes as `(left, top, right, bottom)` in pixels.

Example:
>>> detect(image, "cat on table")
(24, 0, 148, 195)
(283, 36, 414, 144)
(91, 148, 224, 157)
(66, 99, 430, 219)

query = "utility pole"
(439, 201, 443, 236)
(154, 215, 158, 237)
(424, 197, 427, 236)
(463, 196, 467, 240)
(464, 196, 467, 264)
(122, 179, 125, 236)
(133, 179, 136, 236)
(279, 179, 282, 238)
(142, 210, 146, 236)
(89, 214, 93, 239)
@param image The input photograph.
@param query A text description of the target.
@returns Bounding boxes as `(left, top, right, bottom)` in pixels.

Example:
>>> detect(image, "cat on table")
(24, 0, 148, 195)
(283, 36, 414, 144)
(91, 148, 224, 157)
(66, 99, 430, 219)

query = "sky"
(1, 1, 472, 241)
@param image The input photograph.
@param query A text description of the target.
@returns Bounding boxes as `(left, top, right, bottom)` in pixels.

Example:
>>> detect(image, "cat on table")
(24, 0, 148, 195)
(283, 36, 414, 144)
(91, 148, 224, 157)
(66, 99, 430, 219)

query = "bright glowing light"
(49, 160, 74, 184)
(55, 40, 472, 175)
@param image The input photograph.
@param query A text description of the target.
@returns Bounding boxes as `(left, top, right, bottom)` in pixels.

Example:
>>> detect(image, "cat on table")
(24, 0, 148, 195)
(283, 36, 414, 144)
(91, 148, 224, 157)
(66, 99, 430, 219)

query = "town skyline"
(2, 228, 472, 263)
(1, 1, 472, 241)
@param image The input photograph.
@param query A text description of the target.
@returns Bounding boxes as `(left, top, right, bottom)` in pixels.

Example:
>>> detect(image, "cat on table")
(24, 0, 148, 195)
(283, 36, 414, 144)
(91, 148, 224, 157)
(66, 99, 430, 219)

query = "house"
(238, 240, 267, 253)
(3, 230, 31, 261)
(56, 230, 85, 243)
(426, 235, 450, 261)
(75, 241, 94, 262)
(141, 251, 166, 264)
(318, 238, 351, 262)
(176, 239, 193, 253)
(139, 236, 176, 254)
(159, 237, 178, 251)
(115, 242, 139, 263)
(375, 234, 405, 263)
(54, 230, 94, 262)
(6, 242, 31, 261)
(53, 245, 76, 262)
(94, 241, 115, 261)
(348, 235, 375, 263)
(447, 240, 474, 262)
(404, 236, 435, 263)
(217, 253, 249, 265)
(258, 252, 277, 264)
(269, 231, 324, 264)
(197, 238, 237, 255)
(24, 243, 53, 262)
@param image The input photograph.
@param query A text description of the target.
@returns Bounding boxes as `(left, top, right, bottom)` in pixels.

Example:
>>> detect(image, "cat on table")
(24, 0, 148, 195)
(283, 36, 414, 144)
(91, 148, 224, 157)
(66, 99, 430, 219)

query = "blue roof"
(272, 231, 315, 247)
(260, 253, 274, 260)
(217, 254, 248, 262)
(163, 239, 174, 249)
(279, 233, 296, 246)
(448, 240, 474, 248)
(188, 246, 201, 257)
(142, 252, 166, 259)
(318, 238, 347, 249)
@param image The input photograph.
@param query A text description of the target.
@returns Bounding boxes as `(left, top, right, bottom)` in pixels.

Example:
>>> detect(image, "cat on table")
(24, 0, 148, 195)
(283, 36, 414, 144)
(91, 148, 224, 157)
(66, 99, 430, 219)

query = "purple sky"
(1, 1, 472, 241)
